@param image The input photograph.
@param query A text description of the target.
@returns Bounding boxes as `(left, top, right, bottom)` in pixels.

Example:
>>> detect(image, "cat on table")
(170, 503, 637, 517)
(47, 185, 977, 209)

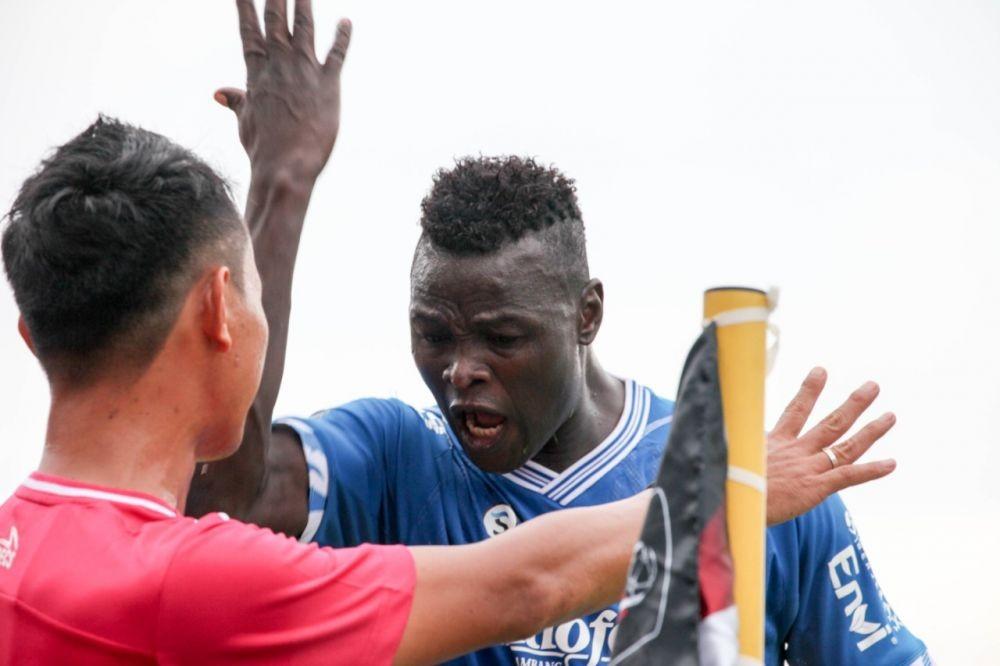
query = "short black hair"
(419, 156, 589, 281)
(2, 116, 244, 382)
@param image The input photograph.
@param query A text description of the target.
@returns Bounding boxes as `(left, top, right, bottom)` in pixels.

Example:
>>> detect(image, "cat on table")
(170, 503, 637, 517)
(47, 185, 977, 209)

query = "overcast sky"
(2, 1, 998, 660)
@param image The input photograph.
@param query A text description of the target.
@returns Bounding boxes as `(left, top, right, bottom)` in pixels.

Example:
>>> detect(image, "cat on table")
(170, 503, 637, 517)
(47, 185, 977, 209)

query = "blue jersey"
(277, 379, 930, 666)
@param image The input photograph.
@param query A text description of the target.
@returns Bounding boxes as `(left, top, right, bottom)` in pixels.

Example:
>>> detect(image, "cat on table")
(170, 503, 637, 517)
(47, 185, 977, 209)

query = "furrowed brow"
(410, 311, 448, 325)
(469, 312, 534, 327)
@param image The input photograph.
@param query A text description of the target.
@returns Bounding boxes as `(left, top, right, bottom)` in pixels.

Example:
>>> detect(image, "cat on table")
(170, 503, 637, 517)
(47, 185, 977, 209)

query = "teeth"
(465, 413, 502, 439)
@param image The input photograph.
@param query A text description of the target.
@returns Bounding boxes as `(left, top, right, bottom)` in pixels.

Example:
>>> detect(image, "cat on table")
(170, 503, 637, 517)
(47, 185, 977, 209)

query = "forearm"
(495, 489, 652, 627)
(185, 170, 314, 519)
(396, 490, 651, 665)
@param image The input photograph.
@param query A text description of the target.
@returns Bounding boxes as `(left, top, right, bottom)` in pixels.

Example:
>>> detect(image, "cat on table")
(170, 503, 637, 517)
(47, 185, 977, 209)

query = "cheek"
(252, 315, 268, 374)
(412, 353, 446, 396)
(231, 313, 267, 405)
(506, 344, 578, 421)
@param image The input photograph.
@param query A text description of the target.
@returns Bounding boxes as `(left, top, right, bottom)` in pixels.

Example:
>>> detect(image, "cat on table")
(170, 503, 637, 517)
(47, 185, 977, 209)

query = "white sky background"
(1, 0, 998, 660)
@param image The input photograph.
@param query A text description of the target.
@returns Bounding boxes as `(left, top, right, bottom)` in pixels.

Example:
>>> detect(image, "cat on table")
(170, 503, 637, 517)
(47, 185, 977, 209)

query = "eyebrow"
(468, 312, 533, 327)
(409, 311, 447, 324)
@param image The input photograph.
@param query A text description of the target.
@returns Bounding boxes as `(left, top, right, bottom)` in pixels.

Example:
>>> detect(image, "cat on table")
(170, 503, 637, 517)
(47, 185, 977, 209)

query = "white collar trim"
(22, 477, 177, 518)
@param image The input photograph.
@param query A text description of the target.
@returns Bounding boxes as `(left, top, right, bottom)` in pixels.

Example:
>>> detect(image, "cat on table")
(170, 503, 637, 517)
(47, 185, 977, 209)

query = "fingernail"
(880, 459, 897, 472)
(809, 367, 825, 380)
(214, 92, 227, 106)
(881, 412, 896, 424)
(861, 381, 879, 395)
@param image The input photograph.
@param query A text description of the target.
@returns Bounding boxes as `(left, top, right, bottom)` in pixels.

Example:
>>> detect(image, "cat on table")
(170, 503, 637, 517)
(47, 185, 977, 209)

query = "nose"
(443, 348, 490, 390)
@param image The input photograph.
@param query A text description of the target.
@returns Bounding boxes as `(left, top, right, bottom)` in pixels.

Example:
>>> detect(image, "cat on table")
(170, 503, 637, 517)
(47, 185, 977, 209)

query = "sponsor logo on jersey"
(483, 504, 518, 537)
(0, 525, 18, 570)
(421, 410, 447, 435)
(510, 609, 619, 666)
(827, 510, 902, 652)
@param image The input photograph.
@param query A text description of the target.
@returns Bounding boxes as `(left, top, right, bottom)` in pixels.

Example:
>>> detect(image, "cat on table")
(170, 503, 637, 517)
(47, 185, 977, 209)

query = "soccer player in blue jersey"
(190, 4, 933, 665)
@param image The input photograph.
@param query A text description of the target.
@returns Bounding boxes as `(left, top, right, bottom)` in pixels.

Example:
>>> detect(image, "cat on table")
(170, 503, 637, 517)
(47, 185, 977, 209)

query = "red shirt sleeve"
(156, 514, 415, 665)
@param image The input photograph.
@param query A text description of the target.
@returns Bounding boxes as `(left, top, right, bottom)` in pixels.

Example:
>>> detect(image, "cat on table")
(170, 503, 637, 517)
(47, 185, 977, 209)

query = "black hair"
(419, 156, 589, 281)
(1, 116, 244, 382)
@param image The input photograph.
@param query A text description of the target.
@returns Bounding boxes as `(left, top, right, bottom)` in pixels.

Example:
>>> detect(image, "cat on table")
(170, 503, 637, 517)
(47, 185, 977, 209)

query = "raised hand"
(216, 0, 351, 181)
(766, 367, 897, 525)
(186, 1, 351, 528)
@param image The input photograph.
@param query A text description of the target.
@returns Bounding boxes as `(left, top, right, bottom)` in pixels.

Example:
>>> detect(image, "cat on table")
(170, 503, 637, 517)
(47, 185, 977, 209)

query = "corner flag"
(610, 323, 738, 665)
(613, 286, 770, 665)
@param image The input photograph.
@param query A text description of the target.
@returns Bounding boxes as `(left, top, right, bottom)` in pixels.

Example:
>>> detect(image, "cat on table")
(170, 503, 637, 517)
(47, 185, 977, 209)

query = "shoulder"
(629, 379, 675, 419)
(784, 493, 851, 554)
(303, 397, 411, 429)
(628, 380, 674, 452)
(162, 514, 407, 589)
(279, 397, 447, 440)
(157, 515, 415, 661)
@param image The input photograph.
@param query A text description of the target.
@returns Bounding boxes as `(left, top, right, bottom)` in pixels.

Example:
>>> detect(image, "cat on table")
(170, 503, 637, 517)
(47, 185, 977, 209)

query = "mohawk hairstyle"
(420, 156, 588, 269)
(2, 115, 243, 381)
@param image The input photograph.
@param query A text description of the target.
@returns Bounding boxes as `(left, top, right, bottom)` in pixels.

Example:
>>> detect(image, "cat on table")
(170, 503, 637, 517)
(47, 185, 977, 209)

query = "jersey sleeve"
(774, 494, 932, 665)
(157, 514, 415, 665)
(275, 398, 410, 547)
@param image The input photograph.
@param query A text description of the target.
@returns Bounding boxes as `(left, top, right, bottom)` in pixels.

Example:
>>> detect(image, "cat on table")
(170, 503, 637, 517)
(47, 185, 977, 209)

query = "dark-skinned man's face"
(409, 234, 587, 473)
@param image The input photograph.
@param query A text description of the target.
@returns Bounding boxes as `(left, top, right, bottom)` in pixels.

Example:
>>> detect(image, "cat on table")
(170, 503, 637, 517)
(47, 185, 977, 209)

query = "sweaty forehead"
(410, 235, 572, 317)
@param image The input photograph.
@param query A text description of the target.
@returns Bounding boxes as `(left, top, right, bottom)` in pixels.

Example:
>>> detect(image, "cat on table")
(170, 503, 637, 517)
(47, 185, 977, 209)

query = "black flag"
(611, 324, 737, 665)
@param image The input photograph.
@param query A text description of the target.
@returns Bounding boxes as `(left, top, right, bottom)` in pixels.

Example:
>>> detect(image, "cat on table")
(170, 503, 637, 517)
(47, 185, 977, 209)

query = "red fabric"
(0, 472, 415, 665)
(698, 504, 735, 618)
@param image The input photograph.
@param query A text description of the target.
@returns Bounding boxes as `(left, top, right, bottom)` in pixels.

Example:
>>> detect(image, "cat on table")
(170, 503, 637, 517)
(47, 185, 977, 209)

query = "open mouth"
(460, 410, 508, 450)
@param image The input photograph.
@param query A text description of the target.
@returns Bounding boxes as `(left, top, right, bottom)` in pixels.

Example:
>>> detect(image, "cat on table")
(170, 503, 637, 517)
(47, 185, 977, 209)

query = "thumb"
(213, 87, 246, 114)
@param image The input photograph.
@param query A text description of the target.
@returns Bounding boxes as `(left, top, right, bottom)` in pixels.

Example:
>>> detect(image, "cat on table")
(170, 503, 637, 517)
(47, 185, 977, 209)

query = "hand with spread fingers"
(186, 0, 351, 525)
(217, 0, 351, 182)
(766, 367, 898, 526)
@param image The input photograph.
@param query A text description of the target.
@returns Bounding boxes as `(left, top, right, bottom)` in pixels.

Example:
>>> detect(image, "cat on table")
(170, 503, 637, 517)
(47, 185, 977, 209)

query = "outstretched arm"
(395, 490, 651, 665)
(185, 0, 351, 534)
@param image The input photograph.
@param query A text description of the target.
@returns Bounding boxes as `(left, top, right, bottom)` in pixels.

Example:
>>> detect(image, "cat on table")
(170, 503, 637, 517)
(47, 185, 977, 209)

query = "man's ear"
(17, 316, 36, 356)
(201, 267, 233, 352)
(578, 278, 604, 346)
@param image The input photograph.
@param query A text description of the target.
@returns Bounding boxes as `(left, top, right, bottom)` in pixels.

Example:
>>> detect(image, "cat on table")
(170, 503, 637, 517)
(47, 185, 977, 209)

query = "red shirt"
(0, 472, 415, 664)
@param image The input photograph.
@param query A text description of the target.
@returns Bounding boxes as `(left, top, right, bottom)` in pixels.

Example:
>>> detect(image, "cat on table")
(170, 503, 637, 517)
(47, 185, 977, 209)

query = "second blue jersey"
(277, 379, 930, 666)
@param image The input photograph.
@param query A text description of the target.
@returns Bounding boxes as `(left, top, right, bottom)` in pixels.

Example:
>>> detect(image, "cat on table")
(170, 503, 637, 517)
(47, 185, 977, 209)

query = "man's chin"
(462, 447, 521, 474)
(457, 433, 528, 475)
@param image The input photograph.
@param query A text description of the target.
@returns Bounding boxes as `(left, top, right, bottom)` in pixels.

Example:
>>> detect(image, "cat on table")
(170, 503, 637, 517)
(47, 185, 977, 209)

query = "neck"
(531, 351, 625, 473)
(38, 369, 201, 512)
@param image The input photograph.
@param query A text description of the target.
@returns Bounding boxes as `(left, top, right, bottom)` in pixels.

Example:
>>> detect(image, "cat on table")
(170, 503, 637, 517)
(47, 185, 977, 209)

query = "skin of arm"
(394, 490, 651, 666)
(185, 0, 349, 533)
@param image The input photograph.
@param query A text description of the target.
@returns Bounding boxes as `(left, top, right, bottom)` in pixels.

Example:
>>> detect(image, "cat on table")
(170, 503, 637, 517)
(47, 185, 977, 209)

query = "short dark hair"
(2, 116, 244, 382)
(419, 156, 589, 281)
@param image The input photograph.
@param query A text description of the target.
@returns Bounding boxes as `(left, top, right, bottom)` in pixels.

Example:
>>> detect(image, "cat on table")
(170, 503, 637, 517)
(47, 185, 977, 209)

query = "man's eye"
(487, 334, 520, 347)
(422, 333, 451, 344)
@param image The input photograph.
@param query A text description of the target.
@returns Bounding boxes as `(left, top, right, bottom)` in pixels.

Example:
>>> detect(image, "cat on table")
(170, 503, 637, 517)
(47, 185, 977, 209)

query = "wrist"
(249, 161, 319, 197)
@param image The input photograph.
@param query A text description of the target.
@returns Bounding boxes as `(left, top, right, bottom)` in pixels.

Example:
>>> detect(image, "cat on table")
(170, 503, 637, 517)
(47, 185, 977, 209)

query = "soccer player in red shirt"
(0, 2, 655, 663)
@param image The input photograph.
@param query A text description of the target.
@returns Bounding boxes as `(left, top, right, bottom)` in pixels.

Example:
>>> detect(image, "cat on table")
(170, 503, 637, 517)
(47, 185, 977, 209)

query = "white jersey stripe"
(521, 460, 557, 481)
(502, 472, 547, 493)
(556, 389, 652, 504)
(550, 387, 647, 498)
(21, 477, 176, 518)
(543, 380, 639, 496)
(513, 466, 549, 486)
(506, 468, 546, 489)
(642, 415, 673, 438)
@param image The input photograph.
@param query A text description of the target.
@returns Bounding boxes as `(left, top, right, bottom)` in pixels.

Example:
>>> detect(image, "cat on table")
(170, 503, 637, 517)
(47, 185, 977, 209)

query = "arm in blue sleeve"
(274, 398, 407, 548)
(781, 494, 932, 665)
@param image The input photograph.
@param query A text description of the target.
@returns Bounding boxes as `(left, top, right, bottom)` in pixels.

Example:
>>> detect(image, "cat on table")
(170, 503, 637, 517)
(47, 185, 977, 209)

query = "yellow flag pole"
(703, 287, 769, 665)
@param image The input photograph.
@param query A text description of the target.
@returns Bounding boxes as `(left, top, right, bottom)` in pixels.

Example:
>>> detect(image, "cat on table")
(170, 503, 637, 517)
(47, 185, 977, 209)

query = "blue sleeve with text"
(274, 398, 410, 548)
(766, 494, 932, 665)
